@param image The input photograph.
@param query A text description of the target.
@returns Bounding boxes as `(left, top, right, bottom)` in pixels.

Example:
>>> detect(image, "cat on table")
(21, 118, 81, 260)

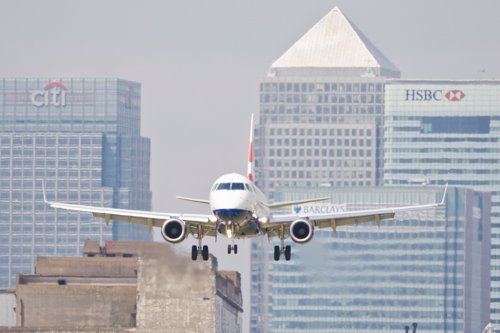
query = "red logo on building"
(31, 81, 68, 107)
(444, 90, 465, 102)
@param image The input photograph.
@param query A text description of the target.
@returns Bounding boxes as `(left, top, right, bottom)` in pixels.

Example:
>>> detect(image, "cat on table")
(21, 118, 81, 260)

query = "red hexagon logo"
(445, 90, 465, 101)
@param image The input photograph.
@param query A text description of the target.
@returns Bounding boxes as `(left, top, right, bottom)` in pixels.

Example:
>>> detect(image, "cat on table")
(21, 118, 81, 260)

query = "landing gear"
(274, 245, 291, 261)
(227, 244, 238, 254)
(192, 245, 198, 260)
(274, 225, 292, 261)
(192, 225, 210, 261)
(202, 245, 209, 261)
(191, 245, 210, 261)
(284, 245, 291, 261)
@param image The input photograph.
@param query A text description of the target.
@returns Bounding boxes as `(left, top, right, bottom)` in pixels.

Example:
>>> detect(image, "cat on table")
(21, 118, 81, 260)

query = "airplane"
(44, 114, 448, 261)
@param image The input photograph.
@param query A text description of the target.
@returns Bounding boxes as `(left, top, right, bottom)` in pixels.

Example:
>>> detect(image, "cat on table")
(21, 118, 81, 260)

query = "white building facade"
(384, 80, 500, 327)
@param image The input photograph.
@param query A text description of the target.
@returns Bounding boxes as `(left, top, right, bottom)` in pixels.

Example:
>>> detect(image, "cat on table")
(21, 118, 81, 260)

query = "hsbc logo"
(31, 81, 68, 107)
(405, 89, 465, 102)
(444, 90, 466, 101)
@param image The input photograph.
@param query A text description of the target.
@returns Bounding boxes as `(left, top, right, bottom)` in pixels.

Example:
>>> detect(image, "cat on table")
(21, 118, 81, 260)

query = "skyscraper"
(271, 186, 490, 333)
(252, 7, 400, 332)
(384, 79, 500, 326)
(0, 78, 151, 288)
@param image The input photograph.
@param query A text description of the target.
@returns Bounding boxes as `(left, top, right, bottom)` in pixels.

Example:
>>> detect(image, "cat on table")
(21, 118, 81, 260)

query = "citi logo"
(444, 90, 465, 101)
(405, 89, 466, 102)
(31, 81, 68, 107)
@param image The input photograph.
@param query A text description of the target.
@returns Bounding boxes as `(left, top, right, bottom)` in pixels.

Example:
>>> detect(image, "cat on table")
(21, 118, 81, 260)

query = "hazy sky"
(2, 1, 499, 330)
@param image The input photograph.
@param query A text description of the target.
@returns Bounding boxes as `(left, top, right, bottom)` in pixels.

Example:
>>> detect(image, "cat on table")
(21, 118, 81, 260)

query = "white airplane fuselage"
(209, 173, 269, 239)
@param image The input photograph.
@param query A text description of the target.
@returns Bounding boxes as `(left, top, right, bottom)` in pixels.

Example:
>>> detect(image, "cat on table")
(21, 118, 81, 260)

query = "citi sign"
(405, 89, 466, 102)
(31, 81, 68, 107)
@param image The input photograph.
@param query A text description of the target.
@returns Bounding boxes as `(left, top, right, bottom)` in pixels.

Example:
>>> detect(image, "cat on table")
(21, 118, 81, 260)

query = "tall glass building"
(269, 186, 490, 333)
(0, 78, 152, 288)
(252, 7, 400, 332)
(384, 80, 500, 326)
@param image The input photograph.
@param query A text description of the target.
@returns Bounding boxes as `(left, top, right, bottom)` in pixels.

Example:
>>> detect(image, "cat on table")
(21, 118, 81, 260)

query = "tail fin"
(247, 114, 254, 182)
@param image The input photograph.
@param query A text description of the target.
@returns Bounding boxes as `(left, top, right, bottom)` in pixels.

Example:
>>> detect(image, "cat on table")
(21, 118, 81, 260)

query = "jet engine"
(290, 219, 314, 243)
(161, 219, 186, 243)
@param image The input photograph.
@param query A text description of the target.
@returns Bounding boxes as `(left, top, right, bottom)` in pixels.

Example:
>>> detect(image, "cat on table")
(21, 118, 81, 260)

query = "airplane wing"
(262, 185, 447, 237)
(267, 197, 330, 209)
(44, 193, 217, 236)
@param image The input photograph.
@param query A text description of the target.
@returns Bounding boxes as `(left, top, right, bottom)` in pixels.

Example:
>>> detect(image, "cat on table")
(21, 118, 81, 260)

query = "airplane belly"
(234, 219, 263, 239)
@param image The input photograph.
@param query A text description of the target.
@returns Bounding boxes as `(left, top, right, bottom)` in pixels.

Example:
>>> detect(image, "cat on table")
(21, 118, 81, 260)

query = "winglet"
(247, 113, 255, 182)
(439, 182, 448, 206)
(41, 179, 48, 203)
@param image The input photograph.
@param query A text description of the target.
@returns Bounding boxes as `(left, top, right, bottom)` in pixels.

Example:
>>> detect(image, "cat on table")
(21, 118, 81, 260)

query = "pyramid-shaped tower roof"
(270, 7, 400, 78)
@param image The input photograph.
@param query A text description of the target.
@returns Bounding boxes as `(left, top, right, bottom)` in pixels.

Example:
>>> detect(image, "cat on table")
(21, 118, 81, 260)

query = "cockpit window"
(232, 183, 245, 190)
(217, 183, 231, 190)
(215, 182, 247, 191)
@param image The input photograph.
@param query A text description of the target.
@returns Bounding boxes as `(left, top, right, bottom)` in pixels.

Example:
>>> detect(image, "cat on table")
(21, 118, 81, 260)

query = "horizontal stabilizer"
(267, 197, 329, 209)
(176, 196, 211, 205)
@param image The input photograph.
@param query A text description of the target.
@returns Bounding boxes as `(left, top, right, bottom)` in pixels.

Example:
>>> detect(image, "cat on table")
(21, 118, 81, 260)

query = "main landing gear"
(273, 224, 291, 261)
(274, 244, 291, 261)
(192, 226, 209, 261)
(192, 245, 209, 261)
(227, 244, 238, 254)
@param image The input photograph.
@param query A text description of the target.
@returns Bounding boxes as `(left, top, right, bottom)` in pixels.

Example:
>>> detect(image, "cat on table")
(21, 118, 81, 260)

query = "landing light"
(259, 217, 269, 224)
(227, 229, 233, 238)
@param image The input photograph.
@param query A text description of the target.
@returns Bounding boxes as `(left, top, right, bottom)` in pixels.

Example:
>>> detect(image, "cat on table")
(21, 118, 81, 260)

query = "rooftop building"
(2, 241, 243, 333)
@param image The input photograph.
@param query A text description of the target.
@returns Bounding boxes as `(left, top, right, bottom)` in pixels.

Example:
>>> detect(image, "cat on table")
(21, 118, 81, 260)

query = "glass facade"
(253, 76, 393, 333)
(251, 7, 402, 332)
(384, 80, 500, 325)
(0, 78, 152, 288)
(269, 187, 490, 333)
(257, 78, 386, 194)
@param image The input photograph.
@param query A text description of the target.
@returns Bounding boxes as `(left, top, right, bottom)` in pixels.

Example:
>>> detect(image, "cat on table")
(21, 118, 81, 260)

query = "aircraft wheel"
(285, 245, 291, 261)
(191, 245, 198, 261)
(274, 245, 280, 261)
(227, 244, 232, 254)
(234, 244, 238, 254)
(202, 245, 209, 261)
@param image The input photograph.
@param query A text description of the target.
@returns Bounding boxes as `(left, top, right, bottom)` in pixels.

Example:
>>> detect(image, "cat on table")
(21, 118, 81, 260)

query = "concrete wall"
(136, 252, 218, 332)
(35, 256, 138, 277)
(11, 241, 242, 332)
(16, 276, 136, 328)
(0, 290, 16, 327)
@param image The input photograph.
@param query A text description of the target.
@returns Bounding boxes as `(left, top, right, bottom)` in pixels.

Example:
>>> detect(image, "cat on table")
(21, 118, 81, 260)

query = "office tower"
(251, 7, 400, 332)
(271, 186, 490, 333)
(0, 78, 152, 288)
(384, 80, 500, 326)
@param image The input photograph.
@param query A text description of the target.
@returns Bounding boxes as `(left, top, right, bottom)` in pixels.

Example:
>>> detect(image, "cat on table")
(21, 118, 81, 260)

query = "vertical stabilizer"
(247, 114, 254, 182)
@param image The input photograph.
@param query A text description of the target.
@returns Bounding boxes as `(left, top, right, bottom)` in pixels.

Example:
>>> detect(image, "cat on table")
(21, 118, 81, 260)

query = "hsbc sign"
(405, 89, 466, 102)
(31, 81, 68, 107)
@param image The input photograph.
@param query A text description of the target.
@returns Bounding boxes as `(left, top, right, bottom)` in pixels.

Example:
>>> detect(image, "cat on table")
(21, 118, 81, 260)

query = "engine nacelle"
(161, 219, 186, 243)
(290, 219, 314, 244)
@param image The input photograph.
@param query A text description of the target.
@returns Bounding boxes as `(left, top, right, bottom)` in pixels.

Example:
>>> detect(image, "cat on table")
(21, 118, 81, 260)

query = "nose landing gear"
(227, 244, 238, 254)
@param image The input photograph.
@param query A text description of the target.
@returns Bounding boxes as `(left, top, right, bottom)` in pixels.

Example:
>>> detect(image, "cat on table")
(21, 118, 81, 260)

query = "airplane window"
(211, 184, 219, 191)
(244, 184, 252, 192)
(217, 183, 231, 190)
(232, 183, 245, 190)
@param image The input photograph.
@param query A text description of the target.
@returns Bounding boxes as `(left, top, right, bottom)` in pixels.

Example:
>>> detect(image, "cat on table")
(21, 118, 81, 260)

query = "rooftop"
(270, 6, 400, 78)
